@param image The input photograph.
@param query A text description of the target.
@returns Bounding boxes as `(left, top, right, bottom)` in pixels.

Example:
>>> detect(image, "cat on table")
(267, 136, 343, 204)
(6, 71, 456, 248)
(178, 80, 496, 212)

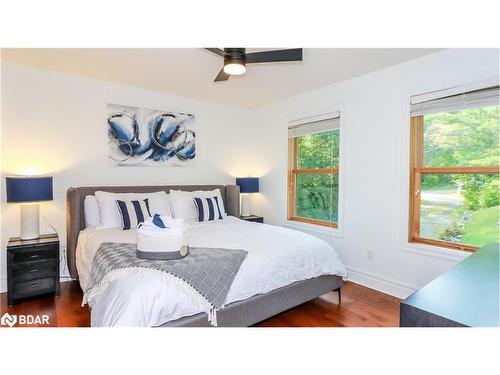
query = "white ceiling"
(2, 48, 441, 109)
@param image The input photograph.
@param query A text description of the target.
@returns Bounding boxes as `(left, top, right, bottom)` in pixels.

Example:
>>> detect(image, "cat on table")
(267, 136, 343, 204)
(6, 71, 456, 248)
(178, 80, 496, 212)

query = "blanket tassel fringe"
(82, 267, 221, 326)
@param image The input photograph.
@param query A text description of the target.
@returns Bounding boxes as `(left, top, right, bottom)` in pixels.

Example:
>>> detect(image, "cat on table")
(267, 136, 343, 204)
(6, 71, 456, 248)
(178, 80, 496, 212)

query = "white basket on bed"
(136, 215, 189, 260)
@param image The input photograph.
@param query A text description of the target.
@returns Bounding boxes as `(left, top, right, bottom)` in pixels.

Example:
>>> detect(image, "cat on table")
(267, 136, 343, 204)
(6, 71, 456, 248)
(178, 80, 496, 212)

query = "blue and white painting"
(107, 104, 196, 167)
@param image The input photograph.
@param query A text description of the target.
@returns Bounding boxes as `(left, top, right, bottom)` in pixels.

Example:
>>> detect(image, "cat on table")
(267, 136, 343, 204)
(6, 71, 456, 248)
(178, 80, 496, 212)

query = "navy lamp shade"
(6, 176, 53, 202)
(5, 176, 53, 240)
(236, 177, 259, 193)
(236, 177, 259, 217)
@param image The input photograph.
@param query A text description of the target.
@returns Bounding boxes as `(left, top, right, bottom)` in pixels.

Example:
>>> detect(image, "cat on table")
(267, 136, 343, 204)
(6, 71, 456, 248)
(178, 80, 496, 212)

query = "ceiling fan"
(205, 48, 303, 82)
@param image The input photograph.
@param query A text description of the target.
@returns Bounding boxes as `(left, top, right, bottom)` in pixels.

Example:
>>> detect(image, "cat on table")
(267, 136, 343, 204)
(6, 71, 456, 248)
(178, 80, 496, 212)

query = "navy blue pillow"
(116, 199, 151, 230)
(193, 196, 223, 222)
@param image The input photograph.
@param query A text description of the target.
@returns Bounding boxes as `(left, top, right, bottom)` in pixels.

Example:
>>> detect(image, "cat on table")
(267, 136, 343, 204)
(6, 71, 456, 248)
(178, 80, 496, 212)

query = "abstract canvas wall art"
(107, 104, 196, 166)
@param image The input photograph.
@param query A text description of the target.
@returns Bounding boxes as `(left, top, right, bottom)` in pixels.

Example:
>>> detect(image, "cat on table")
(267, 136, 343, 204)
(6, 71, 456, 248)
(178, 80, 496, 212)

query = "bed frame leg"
(333, 287, 341, 304)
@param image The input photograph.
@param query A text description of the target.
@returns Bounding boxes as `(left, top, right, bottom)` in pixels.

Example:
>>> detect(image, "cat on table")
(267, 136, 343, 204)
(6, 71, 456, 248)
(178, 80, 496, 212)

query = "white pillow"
(169, 189, 226, 220)
(95, 191, 172, 228)
(84, 195, 101, 228)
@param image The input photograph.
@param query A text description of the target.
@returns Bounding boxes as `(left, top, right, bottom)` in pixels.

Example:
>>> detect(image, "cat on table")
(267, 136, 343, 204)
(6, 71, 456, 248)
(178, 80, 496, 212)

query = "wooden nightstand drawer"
(13, 261, 57, 281)
(14, 277, 55, 297)
(7, 234, 60, 305)
(13, 246, 58, 263)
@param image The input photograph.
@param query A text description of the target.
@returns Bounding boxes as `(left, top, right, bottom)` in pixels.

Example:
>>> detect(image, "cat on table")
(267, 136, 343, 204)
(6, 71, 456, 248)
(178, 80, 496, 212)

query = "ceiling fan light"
(223, 62, 246, 75)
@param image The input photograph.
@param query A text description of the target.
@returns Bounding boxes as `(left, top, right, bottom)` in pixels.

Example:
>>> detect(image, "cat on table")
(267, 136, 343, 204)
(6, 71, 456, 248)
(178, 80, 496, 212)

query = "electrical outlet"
(366, 250, 374, 262)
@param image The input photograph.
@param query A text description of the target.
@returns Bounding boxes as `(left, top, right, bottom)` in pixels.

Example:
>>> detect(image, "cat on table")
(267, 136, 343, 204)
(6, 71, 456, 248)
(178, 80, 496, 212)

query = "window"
(409, 86, 499, 251)
(287, 116, 340, 228)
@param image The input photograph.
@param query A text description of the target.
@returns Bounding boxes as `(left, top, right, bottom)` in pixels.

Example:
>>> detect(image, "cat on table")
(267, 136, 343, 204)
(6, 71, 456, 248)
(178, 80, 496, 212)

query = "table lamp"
(5, 176, 53, 240)
(236, 177, 259, 217)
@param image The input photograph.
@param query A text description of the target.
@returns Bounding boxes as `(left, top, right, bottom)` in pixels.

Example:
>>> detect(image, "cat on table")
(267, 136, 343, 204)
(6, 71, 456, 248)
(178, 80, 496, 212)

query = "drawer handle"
(31, 283, 39, 288)
(30, 268, 39, 273)
(30, 254, 40, 259)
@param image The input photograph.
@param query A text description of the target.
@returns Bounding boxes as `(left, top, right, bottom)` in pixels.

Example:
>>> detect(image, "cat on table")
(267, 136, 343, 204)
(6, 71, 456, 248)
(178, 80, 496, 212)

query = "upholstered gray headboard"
(66, 184, 240, 279)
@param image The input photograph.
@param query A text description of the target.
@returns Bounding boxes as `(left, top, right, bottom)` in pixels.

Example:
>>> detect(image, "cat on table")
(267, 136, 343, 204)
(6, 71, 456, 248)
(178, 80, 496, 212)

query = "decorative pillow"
(193, 196, 224, 222)
(116, 199, 152, 230)
(84, 195, 101, 228)
(95, 191, 171, 228)
(169, 189, 226, 219)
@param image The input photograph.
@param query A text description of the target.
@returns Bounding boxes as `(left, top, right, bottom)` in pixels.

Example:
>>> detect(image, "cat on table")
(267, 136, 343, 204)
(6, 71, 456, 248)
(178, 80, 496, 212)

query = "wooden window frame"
(409, 115, 499, 252)
(287, 136, 339, 228)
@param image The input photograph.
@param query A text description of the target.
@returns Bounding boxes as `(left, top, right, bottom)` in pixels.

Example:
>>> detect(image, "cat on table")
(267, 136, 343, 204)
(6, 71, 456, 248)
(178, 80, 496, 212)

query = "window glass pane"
(297, 129, 339, 169)
(296, 173, 338, 222)
(420, 173, 499, 247)
(423, 106, 499, 167)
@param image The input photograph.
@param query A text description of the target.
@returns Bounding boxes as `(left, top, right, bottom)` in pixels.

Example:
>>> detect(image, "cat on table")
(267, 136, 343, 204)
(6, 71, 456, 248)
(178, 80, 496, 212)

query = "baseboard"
(346, 267, 417, 299)
(0, 278, 6, 294)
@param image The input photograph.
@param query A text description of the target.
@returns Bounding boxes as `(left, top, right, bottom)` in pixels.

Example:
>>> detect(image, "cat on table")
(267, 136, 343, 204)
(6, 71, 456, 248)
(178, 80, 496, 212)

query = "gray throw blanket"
(84, 242, 247, 326)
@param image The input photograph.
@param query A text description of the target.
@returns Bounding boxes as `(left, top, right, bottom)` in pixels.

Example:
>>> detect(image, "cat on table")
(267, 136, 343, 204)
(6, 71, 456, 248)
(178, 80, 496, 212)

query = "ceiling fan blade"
(246, 48, 303, 64)
(205, 48, 227, 57)
(214, 68, 230, 82)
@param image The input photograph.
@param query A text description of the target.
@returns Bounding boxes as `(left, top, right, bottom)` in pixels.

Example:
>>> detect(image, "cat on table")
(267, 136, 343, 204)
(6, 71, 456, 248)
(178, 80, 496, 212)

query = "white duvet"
(76, 216, 346, 327)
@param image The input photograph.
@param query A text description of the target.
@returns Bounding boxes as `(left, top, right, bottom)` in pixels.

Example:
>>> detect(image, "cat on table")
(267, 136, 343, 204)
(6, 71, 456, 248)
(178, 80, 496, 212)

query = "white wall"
(0, 50, 3, 289)
(251, 49, 500, 297)
(0, 62, 258, 292)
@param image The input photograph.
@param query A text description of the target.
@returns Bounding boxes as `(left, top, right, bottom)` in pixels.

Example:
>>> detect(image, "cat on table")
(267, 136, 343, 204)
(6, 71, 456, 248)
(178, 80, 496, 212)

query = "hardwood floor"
(0, 280, 399, 327)
(257, 281, 400, 327)
(0, 281, 90, 327)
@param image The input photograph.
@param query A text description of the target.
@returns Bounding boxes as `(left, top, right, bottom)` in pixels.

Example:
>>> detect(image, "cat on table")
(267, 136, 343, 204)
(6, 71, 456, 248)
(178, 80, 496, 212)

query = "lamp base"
(20, 203, 40, 240)
(240, 194, 252, 217)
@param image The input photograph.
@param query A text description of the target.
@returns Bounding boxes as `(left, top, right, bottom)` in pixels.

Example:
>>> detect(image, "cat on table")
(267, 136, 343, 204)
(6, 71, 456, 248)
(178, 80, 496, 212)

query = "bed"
(67, 184, 346, 327)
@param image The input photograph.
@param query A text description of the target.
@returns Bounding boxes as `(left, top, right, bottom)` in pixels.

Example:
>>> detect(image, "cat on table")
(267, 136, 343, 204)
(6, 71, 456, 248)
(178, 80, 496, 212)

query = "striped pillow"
(193, 196, 223, 222)
(116, 199, 152, 230)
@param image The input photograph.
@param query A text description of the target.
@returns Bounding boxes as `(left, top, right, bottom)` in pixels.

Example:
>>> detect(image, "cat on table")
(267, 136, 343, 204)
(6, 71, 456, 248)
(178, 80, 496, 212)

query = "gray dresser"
(400, 243, 499, 327)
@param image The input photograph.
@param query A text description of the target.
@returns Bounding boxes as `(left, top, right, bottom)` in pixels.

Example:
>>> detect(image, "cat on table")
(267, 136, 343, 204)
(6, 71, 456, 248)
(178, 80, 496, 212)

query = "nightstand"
(7, 233, 60, 306)
(240, 215, 264, 223)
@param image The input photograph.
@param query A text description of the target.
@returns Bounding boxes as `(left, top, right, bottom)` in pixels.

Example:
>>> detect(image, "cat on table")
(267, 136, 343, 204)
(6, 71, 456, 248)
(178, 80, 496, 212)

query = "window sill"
(288, 216, 337, 228)
(400, 240, 472, 262)
(284, 219, 343, 238)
